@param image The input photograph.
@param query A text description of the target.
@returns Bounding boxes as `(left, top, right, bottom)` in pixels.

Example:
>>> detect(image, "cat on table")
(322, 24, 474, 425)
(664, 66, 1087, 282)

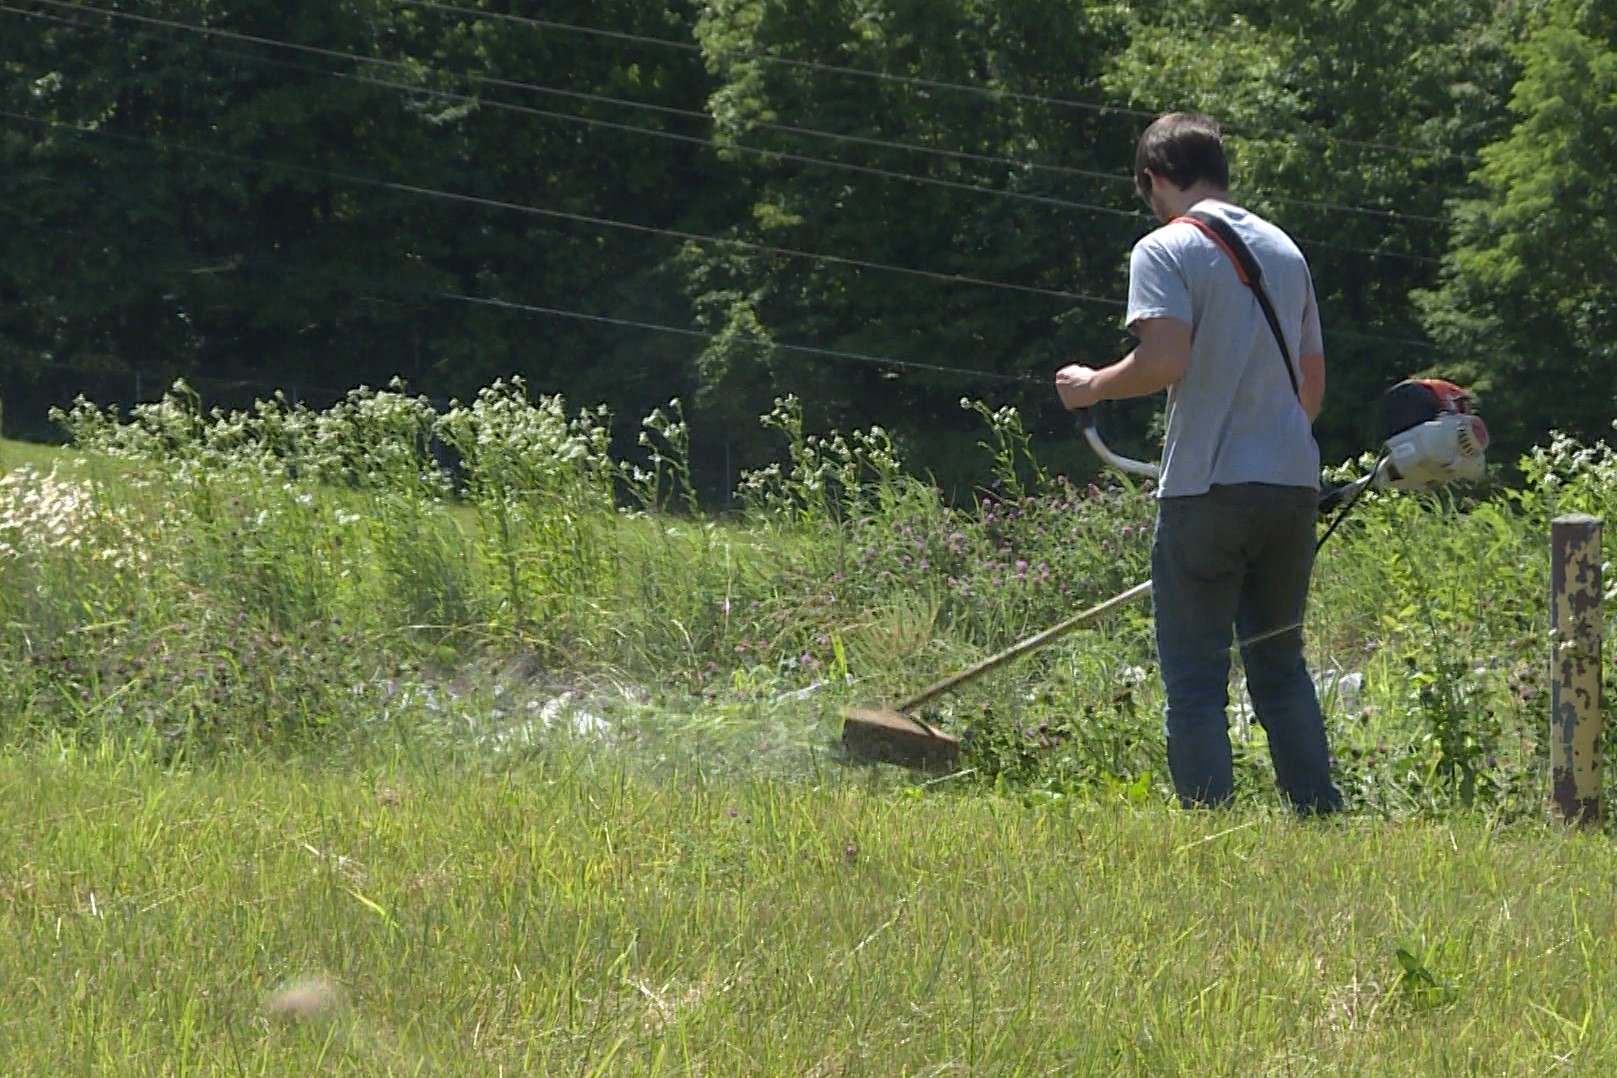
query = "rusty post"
(1550, 514, 1603, 824)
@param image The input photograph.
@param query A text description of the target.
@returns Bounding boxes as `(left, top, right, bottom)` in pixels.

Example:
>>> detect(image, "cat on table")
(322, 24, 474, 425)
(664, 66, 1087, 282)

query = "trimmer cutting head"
(840, 707, 962, 771)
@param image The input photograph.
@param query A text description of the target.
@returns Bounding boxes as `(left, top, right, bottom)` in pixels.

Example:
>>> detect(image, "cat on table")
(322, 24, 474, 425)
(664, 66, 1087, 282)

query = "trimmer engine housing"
(1376, 379, 1489, 492)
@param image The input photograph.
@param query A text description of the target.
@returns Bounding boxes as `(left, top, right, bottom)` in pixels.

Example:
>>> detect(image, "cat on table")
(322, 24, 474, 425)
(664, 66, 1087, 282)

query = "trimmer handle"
(1074, 408, 1161, 480)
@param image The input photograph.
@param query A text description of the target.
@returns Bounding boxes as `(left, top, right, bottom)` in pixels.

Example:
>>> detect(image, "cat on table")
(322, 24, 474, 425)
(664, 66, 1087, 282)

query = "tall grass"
(0, 380, 1607, 816)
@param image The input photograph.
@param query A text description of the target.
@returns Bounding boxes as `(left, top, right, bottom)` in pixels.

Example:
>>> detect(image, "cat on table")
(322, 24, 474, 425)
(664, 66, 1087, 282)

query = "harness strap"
(1171, 209, 1300, 399)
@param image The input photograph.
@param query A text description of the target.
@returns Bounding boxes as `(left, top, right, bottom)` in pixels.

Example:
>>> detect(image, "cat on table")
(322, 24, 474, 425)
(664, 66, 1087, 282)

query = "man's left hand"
(1055, 364, 1102, 411)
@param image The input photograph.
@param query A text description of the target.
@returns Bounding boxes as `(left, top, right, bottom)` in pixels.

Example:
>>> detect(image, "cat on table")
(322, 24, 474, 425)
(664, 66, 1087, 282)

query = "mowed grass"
(3, 743, 1613, 1076)
(0, 436, 70, 474)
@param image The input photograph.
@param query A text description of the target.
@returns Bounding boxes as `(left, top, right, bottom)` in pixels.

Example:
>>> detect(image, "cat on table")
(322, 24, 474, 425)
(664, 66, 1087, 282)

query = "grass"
(0, 435, 69, 474)
(2, 741, 1613, 1076)
(5, 384, 1617, 1072)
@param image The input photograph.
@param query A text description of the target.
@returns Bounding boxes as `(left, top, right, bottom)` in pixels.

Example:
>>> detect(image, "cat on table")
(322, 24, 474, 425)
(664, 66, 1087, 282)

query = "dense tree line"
(1, 0, 1611, 494)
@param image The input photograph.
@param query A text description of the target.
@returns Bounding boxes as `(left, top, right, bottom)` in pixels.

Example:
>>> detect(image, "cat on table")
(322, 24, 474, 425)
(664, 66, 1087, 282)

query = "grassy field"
(3, 742, 1614, 1076)
(5, 386, 1617, 1073)
(0, 434, 69, 473)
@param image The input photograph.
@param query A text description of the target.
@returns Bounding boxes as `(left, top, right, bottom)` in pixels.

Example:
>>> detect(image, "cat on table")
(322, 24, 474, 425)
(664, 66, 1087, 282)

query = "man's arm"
(1297, 271, 1325, 422)
(1055, 317, 1191, 410)
(1299, 351, 1325, 422)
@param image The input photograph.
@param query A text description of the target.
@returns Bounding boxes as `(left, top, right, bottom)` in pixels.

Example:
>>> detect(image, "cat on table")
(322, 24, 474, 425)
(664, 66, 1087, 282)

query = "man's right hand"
(1055, 364, 1103, 411)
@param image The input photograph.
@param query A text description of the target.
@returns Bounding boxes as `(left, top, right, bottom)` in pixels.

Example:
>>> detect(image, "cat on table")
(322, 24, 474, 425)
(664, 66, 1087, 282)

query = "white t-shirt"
(1125, 199, 1322, 498)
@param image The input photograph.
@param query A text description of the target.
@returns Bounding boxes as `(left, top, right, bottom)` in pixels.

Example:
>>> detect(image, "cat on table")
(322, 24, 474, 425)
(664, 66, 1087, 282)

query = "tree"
(0, 0, 739, 449)
(1416, 0, 1617, 456)
(688, 0, 1140, 487)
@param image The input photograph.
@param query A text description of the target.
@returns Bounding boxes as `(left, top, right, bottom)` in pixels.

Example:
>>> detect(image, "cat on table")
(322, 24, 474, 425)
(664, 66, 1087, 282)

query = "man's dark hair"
(1134, 112, 1230, 199)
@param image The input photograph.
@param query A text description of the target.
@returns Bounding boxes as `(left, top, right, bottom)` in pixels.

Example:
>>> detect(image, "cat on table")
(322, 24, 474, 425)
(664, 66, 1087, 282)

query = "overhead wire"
(14, 0, 1125, 189)
(16, 0, 1454, 233)
(1, 8, 1447, 353)
(0, 204, 1047, 389)
(0, 108, 1127, 308)
(0, 104, 1443, 350)
(389, 0, 1486, 166)
(3, 1, 1135, 223)
(0, 131, 1438, 369)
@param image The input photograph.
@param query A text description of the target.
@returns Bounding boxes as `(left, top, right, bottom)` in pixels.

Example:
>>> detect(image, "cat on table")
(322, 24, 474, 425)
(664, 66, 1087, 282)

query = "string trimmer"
(840, 378, 1489, 771)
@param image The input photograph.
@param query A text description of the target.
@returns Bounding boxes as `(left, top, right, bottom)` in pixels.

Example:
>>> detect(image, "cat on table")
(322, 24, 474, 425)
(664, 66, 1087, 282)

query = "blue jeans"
(1152, 484, 1342, 815)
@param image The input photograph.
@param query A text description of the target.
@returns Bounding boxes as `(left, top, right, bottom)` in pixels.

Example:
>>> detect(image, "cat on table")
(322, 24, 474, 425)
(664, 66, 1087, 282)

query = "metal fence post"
(1551, 513, 1604, 824)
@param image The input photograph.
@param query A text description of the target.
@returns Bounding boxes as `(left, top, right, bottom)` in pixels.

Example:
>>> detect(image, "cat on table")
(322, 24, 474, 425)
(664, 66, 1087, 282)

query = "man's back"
(1053, 111, 1342, 814)
(1126, 199, 1322, 498)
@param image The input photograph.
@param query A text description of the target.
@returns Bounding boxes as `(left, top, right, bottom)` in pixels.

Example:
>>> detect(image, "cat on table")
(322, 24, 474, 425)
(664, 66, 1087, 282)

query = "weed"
(0, 378, 1581, 817)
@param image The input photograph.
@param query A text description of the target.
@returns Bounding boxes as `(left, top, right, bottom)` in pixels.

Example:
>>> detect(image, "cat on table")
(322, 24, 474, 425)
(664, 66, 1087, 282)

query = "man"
(1055, 112, 1341, 815)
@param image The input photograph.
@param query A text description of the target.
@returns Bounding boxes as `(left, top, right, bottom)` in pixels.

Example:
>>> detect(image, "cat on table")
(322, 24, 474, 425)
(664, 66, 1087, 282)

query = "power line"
(231, 53, 1446, 266)
(390, 0, 1485, 166)
(0, 176, 1437, 368)
(0, 107, 1440, 351)
(1296, 235, 1438, 267)
(12, 0, 1138, 224)
(5, 4, 1451, 265)
(15, 0, 1452, 232)
(0, 206, 1045, 390)
(444, 293, 1043, 385)
(7, 9, 1455, 343)
(3, 102, 1442, 353)
(446, 293, 1437, 374)
(0, 108, 1127, 307)
(273, 65, 1145, 220)
(17, 0, 1129, 186)
(2, 196, 1438, 442)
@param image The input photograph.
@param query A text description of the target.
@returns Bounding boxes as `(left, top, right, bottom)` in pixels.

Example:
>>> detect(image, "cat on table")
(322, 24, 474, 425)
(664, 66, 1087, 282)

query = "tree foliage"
(688, 0, 1139, 474)
(0, 0, 737, 439)
(0, 0, 1601, 490)
(1416, 0, 1617, 450)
